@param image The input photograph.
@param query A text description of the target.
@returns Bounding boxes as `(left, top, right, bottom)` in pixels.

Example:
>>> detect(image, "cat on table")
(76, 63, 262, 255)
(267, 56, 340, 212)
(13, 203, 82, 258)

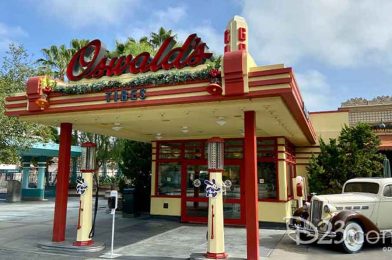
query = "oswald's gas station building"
(4, 16, 351, 257)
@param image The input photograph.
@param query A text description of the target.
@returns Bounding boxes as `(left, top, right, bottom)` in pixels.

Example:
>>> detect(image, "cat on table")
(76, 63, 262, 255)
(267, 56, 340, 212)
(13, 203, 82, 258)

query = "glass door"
(181, 162, 244, 225)
(183, 164, 209, 222)
(222, 165, 243, 223)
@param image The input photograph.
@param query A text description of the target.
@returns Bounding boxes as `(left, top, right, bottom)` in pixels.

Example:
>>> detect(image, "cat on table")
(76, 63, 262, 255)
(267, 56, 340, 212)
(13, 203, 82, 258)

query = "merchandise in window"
(185, 142, 204, 159)
(257, 162, 277, 199)
(157, 163, 181, 195)
(159, 142, 181, 159)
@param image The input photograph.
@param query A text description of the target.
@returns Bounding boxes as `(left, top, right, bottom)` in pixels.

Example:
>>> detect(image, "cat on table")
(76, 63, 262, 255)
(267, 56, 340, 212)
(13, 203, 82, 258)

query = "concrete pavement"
(0, 197, 391, 259)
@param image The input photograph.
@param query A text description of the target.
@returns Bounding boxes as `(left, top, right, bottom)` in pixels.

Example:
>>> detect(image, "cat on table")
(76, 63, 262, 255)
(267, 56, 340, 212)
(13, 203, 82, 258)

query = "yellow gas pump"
(205, 137, 228, 259)
(73, 142, 96, 246)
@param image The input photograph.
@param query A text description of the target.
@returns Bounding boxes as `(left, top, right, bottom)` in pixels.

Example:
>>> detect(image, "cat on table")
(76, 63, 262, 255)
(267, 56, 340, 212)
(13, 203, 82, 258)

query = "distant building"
(339, 96, 392, 161)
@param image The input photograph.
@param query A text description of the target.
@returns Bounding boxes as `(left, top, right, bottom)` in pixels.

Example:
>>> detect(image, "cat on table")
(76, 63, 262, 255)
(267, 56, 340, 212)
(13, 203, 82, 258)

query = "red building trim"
(4, 102, 26, 109)
(5, 95, 27, 102)
(248, 77, 291, 87)
(223, 50, 247, 96)
(5, 86, 314, 145)
(150, 195, 182, 198)
(248, 68, 292, 77)
(73, 240, 94, 246)
(205, 252, 228, 259)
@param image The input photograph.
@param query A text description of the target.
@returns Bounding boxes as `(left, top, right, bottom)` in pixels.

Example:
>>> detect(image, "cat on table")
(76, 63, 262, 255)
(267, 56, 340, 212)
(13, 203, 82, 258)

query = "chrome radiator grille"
(311, 200, 323, 226)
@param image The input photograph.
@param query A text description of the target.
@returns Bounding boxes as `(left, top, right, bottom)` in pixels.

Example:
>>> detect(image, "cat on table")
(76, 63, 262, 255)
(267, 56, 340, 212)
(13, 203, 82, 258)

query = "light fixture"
(156, 133, 163, 140)
(216, 116, 226, 126)
(112, 122, 123, 131)
(240, 129, 244, 137)
(181, 126, 189, 133)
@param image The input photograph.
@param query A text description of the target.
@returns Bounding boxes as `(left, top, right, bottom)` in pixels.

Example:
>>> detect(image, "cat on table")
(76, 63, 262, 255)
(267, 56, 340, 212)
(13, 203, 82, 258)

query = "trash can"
(122, 188, 135, 214)
(6, 180, 21, 202)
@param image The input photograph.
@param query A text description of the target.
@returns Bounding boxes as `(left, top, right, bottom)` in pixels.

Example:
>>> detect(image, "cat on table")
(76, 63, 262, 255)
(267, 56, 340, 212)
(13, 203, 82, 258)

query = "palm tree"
(113, 37, 155, 56)
(150, 27, 175, 48)
(36, 39, 89, 81)
(36, 45, 71, 80)
(70, 39, 90, 55)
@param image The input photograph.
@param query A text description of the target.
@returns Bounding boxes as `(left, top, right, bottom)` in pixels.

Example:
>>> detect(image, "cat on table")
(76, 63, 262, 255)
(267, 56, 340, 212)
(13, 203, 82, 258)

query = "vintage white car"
(290, 178, 392, 253)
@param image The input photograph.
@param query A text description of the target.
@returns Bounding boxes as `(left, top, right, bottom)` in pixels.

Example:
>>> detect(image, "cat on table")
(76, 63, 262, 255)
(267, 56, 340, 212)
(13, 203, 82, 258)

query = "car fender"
(330, 210, 380, 237)
(293, 207, 309, 219)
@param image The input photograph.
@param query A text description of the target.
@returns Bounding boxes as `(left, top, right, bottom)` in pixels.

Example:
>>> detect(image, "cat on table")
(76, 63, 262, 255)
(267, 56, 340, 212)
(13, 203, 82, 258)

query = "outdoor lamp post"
(205, 137, 228, 259)
(74, 142, 96, 246)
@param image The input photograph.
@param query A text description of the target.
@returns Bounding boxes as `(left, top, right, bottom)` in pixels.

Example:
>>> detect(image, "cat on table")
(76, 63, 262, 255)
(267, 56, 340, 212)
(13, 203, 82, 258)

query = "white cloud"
(176, 22, 222, 55)
(0, 23, 28, 51)
(118, 5, 187, 42)
(37, 0, 140, 28)
(241, 0, 392, 68)
(153, 6, 186, 25)
(295, 70, 332, 111)
(118, 5, 222, 54)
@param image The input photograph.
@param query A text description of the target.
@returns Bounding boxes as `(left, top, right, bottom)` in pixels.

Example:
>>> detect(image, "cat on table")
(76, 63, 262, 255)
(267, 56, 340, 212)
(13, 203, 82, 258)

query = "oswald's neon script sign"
(66, 34, 212, 81)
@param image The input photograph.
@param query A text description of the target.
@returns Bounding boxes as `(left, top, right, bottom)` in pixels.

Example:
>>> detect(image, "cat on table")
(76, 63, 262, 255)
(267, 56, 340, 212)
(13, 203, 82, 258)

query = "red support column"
(52, 123, 72, 242)
(244, 111, 260, 260)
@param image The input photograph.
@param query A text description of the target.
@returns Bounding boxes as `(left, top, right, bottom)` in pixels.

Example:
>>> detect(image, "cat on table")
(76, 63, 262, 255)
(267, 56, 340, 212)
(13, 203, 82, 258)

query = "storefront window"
(159, 142, 182, 159)
(204, 139, 244, 159)
(223, 165, 241, 198)
(224, 140, 243, 159)
(157, 163, 181, 195)
(257, 162, 277, 199)
(185, 141, 204, 159)
(223, 203, 241, 219)
(186, 165, 208, 197)
(287, 163, 294, 198)
(257, 139, 276, 158)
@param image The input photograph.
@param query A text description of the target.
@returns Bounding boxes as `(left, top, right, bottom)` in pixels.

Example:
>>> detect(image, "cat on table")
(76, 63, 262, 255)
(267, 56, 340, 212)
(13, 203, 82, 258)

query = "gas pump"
(205, 137, 228, 259)
(73, 142, 97, 246)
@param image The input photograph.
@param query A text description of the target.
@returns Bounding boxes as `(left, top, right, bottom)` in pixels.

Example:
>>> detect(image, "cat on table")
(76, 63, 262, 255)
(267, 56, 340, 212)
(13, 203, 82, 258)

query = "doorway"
(181, 161, 245, 225)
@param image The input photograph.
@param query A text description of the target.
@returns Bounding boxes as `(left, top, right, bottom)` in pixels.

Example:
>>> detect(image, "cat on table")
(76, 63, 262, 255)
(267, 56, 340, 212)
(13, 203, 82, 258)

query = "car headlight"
(323, 204, 336, 213)
(318, 221, 328, 232)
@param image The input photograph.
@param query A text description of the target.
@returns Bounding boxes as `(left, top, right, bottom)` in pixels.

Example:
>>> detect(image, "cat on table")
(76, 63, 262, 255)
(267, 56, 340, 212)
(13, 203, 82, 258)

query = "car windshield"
(343, 182, 379, 194)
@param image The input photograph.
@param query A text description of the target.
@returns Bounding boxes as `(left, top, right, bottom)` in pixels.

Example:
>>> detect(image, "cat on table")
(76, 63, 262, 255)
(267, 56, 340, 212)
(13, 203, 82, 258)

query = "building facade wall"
(149, 137, 297, 223)
(293, 111, 349, 196)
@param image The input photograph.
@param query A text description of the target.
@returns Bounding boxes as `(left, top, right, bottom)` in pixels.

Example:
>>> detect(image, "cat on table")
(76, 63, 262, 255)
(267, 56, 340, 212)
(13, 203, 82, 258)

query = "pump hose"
(89, 173, 99, 238)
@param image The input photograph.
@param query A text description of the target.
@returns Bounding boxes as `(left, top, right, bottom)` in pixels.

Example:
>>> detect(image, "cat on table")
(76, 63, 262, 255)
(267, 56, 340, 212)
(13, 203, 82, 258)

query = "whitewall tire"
(340, 221, 364, 254)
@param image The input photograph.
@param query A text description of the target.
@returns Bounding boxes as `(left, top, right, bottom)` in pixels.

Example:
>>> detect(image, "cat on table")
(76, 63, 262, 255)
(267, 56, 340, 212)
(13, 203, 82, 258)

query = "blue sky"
(0, 0, 391, 112)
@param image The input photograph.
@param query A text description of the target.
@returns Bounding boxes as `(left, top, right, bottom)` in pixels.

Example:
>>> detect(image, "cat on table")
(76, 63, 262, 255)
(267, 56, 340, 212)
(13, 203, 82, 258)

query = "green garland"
(54, 68, 218, 95)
